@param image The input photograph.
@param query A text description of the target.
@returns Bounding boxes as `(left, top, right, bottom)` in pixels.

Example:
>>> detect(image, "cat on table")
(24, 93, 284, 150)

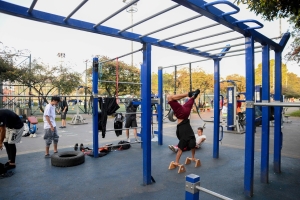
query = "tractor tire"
(168, 109, 177, 122)
(51, 151, 85, 167)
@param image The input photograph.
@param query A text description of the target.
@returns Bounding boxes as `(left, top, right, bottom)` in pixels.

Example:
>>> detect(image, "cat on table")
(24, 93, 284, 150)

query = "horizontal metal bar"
(174, 30, 234, 46)
(105, 127, 142, 132)
(0, 95, 91, 98)
(140, 14, 202, 38)
(99, 48, 142, 64)
(254, 102, 300, 107)
(118, 97, 141, 100)
(64, 0, 88, 22)
(158, 23, 219, 42)
(27, 0, 38, 13)
(162, 50, 262, 68)
(196, 186, 233, 200)
(100, 81, 141, 85)
(118, 4, 180, 33)
(93, 0, 139, 28)
(187, 36, 244, 50)
(114, 112, 142, 114)
(209, 46, 261, 56)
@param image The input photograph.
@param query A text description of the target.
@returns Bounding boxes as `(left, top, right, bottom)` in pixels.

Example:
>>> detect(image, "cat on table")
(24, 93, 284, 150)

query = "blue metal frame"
(141, 43, 152, 185)
(233, 19, 264, 30)
(0, 1, 210, 58)
(261, 45, 270, 183)
(185, 174, 200, 200)
(92, 57, 99, 158)
(227, 86, 234, 131)
(244, 36, 255, 197)
(157, 67, 163, 145)
(172, 0, 283, 51)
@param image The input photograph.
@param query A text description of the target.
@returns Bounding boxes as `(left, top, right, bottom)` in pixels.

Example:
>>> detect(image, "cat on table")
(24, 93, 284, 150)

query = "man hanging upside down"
(167, 89, 200, 166)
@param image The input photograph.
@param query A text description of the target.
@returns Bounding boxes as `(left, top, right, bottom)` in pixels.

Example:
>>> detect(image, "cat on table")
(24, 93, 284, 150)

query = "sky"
(0, 0, 299, 79)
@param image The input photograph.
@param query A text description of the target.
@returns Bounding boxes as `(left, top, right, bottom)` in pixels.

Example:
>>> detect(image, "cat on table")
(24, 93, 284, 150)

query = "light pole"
(57, 53, 65, 95)
(123, 0, 138, 67)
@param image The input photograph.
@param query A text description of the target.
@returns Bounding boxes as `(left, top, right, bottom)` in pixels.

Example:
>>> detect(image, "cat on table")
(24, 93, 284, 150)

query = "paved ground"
(0, 108, 299, 200)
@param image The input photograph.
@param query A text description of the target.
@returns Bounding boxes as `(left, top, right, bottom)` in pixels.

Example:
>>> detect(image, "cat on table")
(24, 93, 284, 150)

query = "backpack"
(114, 113, 124, 137)
(118, 140, 131, 150)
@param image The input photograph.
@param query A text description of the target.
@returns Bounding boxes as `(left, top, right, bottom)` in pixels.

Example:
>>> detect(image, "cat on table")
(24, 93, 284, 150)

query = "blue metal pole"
(92, 57, 99, 158)
(185, 174, 200, 200)
(157, 67, 163, 145)
(274, 51, 282, 173)
(261, 45, 270, 183)
(141, 43, 152, 185)
(213, 59, 220, 158)
(226, 86, 234, 131)
(244, 36, 255, 197)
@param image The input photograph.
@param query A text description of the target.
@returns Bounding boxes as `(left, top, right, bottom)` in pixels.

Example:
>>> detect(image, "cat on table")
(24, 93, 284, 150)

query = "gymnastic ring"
(168, 109, 177, 122)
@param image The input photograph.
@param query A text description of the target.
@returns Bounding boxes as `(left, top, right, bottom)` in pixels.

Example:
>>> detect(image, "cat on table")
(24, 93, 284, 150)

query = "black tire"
(51, 151, 85, 167)
(168, 109, 177, 122)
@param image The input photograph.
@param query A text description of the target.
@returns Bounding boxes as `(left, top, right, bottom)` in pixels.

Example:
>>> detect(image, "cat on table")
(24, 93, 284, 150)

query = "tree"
(234, 0, 300, 63)
(90, 56, 141, 97)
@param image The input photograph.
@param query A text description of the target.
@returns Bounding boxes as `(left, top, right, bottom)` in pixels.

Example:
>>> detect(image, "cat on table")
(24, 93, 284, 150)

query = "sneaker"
(80, 143, 84, 151)
(4, 164, 16, 170)
(32, 134, 37, 138)
(29, 134, 33, 138)
(135, 138, 140, 142)
(63, 126, 66, 128)
(188, 89, 200, 98)
(74, 143, 78, 151)
(23, 133, 30, 137)
(44, 154, 51, 158)
(168, 145, 176, 153)
(127, 138, 130, 142)
(59, 126, 64, 128)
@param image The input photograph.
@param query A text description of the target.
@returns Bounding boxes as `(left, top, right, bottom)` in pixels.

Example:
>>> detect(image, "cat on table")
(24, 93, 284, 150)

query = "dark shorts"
(125, 117, 137, 128)
(177, 136, 196, 151)
(44, 127, 59, 146)
(61, 112, 67, 120)
(168, 98, 194, 119)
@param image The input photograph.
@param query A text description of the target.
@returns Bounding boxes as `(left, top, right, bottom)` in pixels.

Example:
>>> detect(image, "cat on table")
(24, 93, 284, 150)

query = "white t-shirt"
(43, 103, 56, 129)
(222, 106, 228, 115)
(196, 134, 206, 145)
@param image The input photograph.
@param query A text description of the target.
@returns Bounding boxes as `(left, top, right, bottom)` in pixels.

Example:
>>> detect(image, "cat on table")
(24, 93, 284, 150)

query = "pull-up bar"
(93, 0, 139, 28)
(209, 46, 261, 56)
(99, 48, 142, 64)
(118, 4, 180, 33)
(187, 36, 244, 50)
(254, 102, 300, 107)
(162, 50, 262, 69)
(64, 0, 89, 22)
(158, 23, 219, 42)
(174, 30, 234, 46)
(139, 14, 203, 38)
(27, 0, 38, 13)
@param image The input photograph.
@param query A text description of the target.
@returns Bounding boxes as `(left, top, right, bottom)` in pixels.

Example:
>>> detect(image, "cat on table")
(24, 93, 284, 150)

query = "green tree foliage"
(89, 56, 141, 97)
(234, 0, 300, 63)
(254, 59, 300, 97)
(220, 74, 246, 95)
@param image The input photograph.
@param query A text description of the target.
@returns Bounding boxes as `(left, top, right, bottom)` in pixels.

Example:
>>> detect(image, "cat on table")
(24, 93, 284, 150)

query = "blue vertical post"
(141, 43, 152, 185)
(261, 45, 270, 183)
(244, 36, 255, 197)
(213, 59, 220, 158)
(227, 86, 234, 131)
(185, 174, 200, 200)
(157, 67, 163, 145)
(92, 57, 99, 158)
(273, 51, 282, 173)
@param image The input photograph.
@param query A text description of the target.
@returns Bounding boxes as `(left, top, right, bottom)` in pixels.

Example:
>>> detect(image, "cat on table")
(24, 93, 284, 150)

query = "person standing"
(125, 97, 139, 142)
(59, 97, 68, 128)
(43, 96, 60, 158)
(0, 109, 24, 170)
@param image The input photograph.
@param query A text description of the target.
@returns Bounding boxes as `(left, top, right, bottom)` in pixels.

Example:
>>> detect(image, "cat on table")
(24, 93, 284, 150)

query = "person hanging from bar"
(167, 89, 200, 166)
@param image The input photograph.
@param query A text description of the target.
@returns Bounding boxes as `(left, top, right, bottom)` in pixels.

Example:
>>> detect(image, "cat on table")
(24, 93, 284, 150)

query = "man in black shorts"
(59, 97, 68, 128)
(125, 98, 139, 142)
(167, 89, 200, 166)
(0, 109, 24, 170)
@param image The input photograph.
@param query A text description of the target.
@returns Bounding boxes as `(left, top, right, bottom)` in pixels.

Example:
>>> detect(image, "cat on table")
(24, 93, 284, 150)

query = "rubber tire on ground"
(51, 151, 85, 167)
(168, 109, 177, 122)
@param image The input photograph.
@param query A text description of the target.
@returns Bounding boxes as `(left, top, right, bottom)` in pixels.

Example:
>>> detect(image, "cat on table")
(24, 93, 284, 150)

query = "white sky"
(0, 0, 299, 78)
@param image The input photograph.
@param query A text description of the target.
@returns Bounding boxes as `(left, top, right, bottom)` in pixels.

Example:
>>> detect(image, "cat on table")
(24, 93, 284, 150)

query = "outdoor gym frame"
(0, 0, 291, 197)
